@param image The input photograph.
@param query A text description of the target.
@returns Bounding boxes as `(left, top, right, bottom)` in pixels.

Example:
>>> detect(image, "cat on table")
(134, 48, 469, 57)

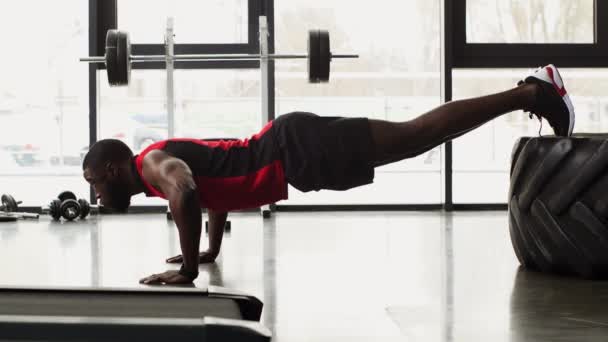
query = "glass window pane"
(118, 0, 248, 44)
(0, 1, 89, 205)
(453, 68, 608, 203)
(175, 70, 261, 139)
(275, 0, 442, 204)
(467, 0, 594, 43)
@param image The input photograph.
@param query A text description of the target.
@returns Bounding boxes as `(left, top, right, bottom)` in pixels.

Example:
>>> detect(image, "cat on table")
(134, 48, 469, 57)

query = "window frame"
(452, 0, 608, 68)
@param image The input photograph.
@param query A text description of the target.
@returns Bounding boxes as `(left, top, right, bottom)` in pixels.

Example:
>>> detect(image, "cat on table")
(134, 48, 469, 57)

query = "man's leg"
(370, 65, 575, 166)
(370, 84, 538, 165)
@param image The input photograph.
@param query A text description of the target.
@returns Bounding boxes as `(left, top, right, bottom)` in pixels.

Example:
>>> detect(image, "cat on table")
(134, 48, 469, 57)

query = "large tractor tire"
(509, 134, 608, 279)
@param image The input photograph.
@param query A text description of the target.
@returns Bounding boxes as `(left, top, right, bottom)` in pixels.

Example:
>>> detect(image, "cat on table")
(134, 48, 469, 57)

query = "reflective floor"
(0, 211, 607, 341)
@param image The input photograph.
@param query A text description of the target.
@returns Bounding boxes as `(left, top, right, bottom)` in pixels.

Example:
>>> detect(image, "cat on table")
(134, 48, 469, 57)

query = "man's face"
(83, 166, 131, 212)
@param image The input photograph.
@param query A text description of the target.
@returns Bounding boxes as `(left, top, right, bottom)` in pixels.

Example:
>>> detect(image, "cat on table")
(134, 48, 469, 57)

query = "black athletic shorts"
(272, 112, 376, 192)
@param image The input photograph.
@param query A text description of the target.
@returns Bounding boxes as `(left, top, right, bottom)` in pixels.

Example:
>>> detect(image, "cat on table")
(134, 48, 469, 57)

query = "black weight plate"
(106, 30, 130, 86)
(116, 30, 131, 86)
(78, 199, 90, 219)
(308, 30, 320, 83)
(1, 194, 18, 212)
(60, 199, 80, 221)
(58, 191, 77, 202)
(317, 30, 330, 82)
(105, 30, 120, 85)
(49, 199, 62, 220)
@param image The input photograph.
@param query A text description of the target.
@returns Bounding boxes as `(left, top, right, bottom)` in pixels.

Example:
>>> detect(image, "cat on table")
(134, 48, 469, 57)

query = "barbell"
(80, 29, 358, 86)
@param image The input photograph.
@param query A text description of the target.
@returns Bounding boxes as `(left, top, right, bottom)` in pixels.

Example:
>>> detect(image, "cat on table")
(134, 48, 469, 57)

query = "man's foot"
(518, 64, 575, 137)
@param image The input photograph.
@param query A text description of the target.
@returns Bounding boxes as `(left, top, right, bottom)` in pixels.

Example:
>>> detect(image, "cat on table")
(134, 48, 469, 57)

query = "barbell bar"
(80, 29, 358, 86)
(81, 54, 358, 63)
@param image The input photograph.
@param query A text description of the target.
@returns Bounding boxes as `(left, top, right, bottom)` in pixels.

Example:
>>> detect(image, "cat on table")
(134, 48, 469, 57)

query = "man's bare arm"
(166, 209, 226, 264)
(143, 151, 201, 279)
(207, 209, 228, 257)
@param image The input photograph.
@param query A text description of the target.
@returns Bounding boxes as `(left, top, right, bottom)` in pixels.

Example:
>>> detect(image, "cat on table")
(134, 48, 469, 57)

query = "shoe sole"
(549, 65, 575, 136)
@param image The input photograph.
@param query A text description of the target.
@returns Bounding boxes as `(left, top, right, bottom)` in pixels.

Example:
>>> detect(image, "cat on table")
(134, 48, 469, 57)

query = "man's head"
(82, 139, 135, 211)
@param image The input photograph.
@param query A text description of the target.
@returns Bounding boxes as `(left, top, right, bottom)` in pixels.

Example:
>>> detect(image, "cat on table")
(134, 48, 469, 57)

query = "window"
(117, 0, 249, 44)
(275, 0, 442, 204)
(0, 0, 89, 205)
(175, 70, 261, 140)
(466, 0, 594, 44)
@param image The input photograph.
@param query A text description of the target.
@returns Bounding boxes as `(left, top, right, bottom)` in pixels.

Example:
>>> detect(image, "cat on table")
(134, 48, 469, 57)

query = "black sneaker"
(518, 64, 575, 137)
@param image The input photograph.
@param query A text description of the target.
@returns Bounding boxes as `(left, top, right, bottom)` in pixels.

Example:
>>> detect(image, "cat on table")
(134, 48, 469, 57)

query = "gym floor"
(0, 211, 606, 342)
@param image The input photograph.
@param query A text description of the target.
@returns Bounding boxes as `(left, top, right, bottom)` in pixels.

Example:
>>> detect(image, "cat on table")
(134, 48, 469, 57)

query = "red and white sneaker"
(518, 64, 575, 137)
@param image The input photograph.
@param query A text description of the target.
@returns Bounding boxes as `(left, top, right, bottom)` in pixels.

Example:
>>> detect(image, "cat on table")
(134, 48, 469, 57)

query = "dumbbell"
(0, 194, 39, 220)
(49, 191, 91, 221)
(0, 194, 20, 212)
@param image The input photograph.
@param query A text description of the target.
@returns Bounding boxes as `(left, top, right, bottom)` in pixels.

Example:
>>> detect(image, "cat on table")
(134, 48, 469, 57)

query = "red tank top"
(134, 121, 288, 212)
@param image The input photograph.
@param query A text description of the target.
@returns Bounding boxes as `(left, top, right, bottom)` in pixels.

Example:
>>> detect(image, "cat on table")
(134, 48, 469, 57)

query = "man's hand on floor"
(166, 250, 218, 264)
(139, 270, 192, 285)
